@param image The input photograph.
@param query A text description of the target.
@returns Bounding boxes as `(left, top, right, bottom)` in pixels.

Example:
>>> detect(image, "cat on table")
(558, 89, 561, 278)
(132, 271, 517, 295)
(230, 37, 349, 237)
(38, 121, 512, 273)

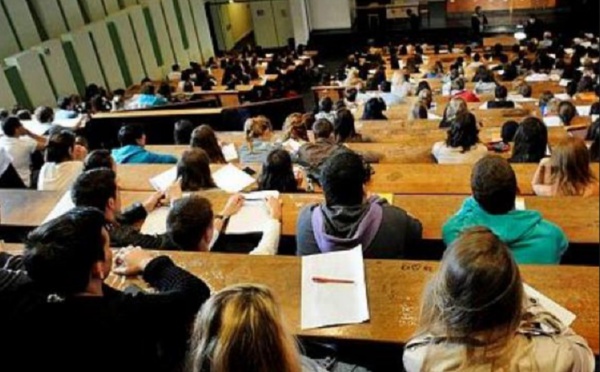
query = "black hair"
(167, 196, 213, 251)
(321, 151, 368, 206)
(501, 121, 519, 144)
(1, 116, 22, 136)
(558, 101, 577, 126)
(23, 207, 107, 295)
(361, 97, 387, 120)
(57, 96, 72, 110)
(83, 150, 114, 172)
(45, 130, 76, 163)
(345, 88, 358, 102)
(334, 109, 358, 142)
(35, 106, 54, 124)
(140, 84, 155, 95)
(313, 119, 334, 139)
(495, 85, 508, 100)
(177, 149, 216, 192)
(379, 81, 392, 93)
(319, 97, 334, 113)
(445, 115, 480, 152)
(174, 120, 194, 145)
(510, 117, 548, 163)
(118, 124, 145, 146)
(258, 149, 298, 193)
(416, 81, 431, 95)
(72, 169, 117, 211)
(471, 156, 517, 215)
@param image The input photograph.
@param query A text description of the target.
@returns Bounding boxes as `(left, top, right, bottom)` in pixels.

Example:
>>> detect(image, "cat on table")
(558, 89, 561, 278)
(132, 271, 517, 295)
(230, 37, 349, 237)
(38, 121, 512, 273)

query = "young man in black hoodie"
(296, 152, 422, 258)
(0, 207, 210, 372)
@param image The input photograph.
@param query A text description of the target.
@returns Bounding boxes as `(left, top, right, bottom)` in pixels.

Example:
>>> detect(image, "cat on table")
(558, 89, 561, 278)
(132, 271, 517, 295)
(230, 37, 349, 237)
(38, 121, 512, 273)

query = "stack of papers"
(213, 164, 256, 193)
(226, 191, 279, 234)
(301, 246, 370, 329)
(149, 167, 177, 192)
(43, 191, 74, 223)
(140, 206, 170, 235)
(524, 284, 576, 326)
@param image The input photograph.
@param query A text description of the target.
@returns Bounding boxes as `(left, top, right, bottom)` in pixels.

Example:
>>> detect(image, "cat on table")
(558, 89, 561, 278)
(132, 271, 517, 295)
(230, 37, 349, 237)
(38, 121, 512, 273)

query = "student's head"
(451, 77, 466, 91)
(177, 149, 216, 192)
(361, 97, 386, 120)
(334, 108, 357, 143)
(319, 97, 333, 113)
(23, 207, 111, 295)
(172, 64, 180, 72)
(417, 88, 433, 108)
(245, 116, 273, 141)
(83, 150, 116, 172)
(321, 151, 368, 206)
(118, 124, 146, 147)
(550, 137, 597, 195)
(57, 96, 73, 110)
(446, 114, 479, 152)
(187, 284, 301, 372)
(1, 116, 25, 137)
(417, 226, 523, 364)
(444, 97, 468, 122)
(16, 110, 31, 120)
(495, 85, 508, 101)
(475, 5, 482, 14)
(34, 106, 54, 124)
(501, 120, 519, 144)
(416, 81, 431, 95)
(312, 119, 334, 140)
(190, 125, 226, 164)
(473, 53, 481, 62)
(45, 130, 76, 163)
(72, 168, 120, 218)
(379, 80, 392, 93)
(510, 117, 548, 163)
(282, 113, 309, 142)
(557, 101, 577, 126)
(258, 149, 298, 193)
(140, 84, 155, 95)
(538, 91, 554, 107)
(345, 87, 358, 103)
(167, 196, 214, 251)
(471, 156, 517, 214)
(174, 119, 194, 145)
(517, 83, 532, 98)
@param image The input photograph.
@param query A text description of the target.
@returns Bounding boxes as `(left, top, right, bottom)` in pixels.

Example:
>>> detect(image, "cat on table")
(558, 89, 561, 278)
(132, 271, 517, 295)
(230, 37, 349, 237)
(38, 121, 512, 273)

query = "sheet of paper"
(43, 191, 74, 224)
(283, 139, 302, 152)
(554, 93, 571, 101)
(515, 197, 526, 211)
(543, 116, 562, 127)
(576, 106, 591, 116)
(427, 112, 442, 120)
(559, 79, 572, 87)
(508, 95, 537, 103)
(21, 120, 52, 136)
(54, 116, 83, 129)
(524, 284, 576, 327)
(140, 206, 169, 235)
(221, 143, 238, 162)
(226, 191, 279, 234)
(213, 164, 256, 193)
(301, 246, 369, 329)
(149, 167, 177, 192)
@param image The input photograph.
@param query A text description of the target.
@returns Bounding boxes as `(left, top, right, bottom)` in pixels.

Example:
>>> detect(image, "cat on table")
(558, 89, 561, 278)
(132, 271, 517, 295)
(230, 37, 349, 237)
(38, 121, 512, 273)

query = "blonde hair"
(244, 116, 272, 153)
(187, 284, 301, 372)
(415, 227, 524, 369)
(282, 113, 309, 142)
(550, 137, 597, 196)
(444, 97, 468, 122)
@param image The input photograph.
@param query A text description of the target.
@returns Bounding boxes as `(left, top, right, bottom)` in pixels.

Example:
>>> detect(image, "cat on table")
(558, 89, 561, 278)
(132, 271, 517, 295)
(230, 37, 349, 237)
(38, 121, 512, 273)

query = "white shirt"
(432, 142, 488, 164)
(0, 147, 12, 176)
(0, 136, 37, 187)
(37, 161, 84, 192)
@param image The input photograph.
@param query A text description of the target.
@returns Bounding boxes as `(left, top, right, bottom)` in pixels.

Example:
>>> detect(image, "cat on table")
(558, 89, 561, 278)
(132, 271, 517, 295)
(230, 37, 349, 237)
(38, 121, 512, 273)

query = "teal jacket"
(442, 197, 568, 265)
(112, 145, 177, 164)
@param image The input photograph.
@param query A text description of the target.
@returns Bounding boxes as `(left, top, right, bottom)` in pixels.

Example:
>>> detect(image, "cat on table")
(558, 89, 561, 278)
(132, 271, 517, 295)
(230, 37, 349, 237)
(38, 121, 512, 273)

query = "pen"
(312, 277, 355, 284)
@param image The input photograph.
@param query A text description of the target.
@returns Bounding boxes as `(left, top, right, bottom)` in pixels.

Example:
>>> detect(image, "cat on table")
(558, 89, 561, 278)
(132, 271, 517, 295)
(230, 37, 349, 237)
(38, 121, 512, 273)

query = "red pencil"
(312, 277, 355, 284)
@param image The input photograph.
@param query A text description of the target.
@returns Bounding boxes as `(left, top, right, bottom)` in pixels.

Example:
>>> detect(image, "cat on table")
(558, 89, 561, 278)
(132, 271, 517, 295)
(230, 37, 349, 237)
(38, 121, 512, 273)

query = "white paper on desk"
(524, 284, 576, 327)
(43, 191, 74, 223)
(140, 206, 169, 235)
(213, 164, 256, 193)
(221, 143, 238, 162)
(555, 93, 572, 101)
(149, 167, 177, 192)
(427, 112, 442, 120)
(301, 245, 370, 329)
(282, 139, 302, 153)
(564, 48, 575, 55)
(21, 120, 52, 136)
(226, 191, 279, 234)
(54, 116, 83, 129)
(576, 106, 591, 116)
(515, 197, 526, 211)
(543, 116, 562, 127)
(508, 95, 537, 103)
(559, 79, 572, 87)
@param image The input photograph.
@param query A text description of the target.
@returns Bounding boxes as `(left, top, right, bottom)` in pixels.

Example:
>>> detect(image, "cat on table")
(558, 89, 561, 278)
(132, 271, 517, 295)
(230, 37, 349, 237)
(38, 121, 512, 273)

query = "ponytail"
(244, 116, 272, 154)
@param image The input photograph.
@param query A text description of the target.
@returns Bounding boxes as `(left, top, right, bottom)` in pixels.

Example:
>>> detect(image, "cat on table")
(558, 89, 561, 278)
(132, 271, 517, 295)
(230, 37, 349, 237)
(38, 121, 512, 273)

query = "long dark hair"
(445, 115, 480, 152)
(361, 97, 387, 120)
(510, 117, 548, 163)
(587, 119, 600, 162)
(334, 109, 358, 143)
(258, 149, 298, 193)
(190, 125, 227, 164)
(177, 149, 216, 191)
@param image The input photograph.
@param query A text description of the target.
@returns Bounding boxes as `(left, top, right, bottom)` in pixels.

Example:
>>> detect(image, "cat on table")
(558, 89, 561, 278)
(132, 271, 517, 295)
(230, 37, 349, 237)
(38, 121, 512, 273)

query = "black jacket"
(109, 203, 176, 249)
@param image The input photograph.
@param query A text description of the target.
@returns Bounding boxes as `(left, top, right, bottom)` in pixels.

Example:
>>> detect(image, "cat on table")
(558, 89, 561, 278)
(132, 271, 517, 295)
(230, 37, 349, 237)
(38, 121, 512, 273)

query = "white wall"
(3, 0, 41, 49)
(29, 0, 68, 39)
(0, 69, 17, 109)
(109, 11, 146, 83)
(289, 0, 310, 46)
(82, 0, 107, 22)
(307, 0, 351, 30)
(129, 6, 162, 78)
(34, 40, 78, 98)
(178, 0, 202, 63)
(191, 0, 215, 60)
(272, 1, 294, 46)
(62, 30, 106, 88)
(0, 6, 20, 58)
(87, 22, 126, 91)
(5, 51, 56, 107)
(250, 2, 278, 49)
(161, 0, 189, 67)
(58, 0, 86, 31)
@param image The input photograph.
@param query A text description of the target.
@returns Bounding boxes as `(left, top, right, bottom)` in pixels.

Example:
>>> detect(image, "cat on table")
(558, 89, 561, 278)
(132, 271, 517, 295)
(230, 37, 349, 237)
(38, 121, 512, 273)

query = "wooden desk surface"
(118, 191, 599, 244)
(92, 107, 223, 119)
(0, 190, 61, 227)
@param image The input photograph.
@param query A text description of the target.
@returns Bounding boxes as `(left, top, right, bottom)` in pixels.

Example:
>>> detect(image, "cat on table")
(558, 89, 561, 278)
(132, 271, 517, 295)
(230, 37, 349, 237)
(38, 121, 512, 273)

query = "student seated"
(112, 124, 177, 164)
(439, 97, 475, 129)
(376, 81, 403, 107)
(55, 96, 79, 120)
(0, 116, 45, 187)
(404, 227, 594, 371)
(482, 85, 516, 109)
(409, 89, 433, 120)
(296, 151, 422, 258)
(443, 156, 568, 264)
(173, 119, 194, 145)
(239, 116, 278, 164)
(190, 125, 227, 164)
(37, 130, 85, 191)
(258, 149, 302, 193)
(451, 78, 480, 103)
(177, 149, 216, 192)
(487, 120, 518, 153)
(187, 284, 348, 371)
(167, 194, 281, 254)
(557, 101, 578, 126)
(0, 207, 210, 372)
(361, 97, 387, 120)
(281, 112, 310, 143)
(294, 119, 348, 173)
(532, 137, 599, 197)
(136, 84, 168, 108)
(510, 117, 549, 163)
(433, 115, 487, 164)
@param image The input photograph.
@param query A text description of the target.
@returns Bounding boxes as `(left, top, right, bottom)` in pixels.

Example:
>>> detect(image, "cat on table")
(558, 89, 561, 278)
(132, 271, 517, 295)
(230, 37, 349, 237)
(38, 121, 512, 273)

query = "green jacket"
(442, 197, 568, 264)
